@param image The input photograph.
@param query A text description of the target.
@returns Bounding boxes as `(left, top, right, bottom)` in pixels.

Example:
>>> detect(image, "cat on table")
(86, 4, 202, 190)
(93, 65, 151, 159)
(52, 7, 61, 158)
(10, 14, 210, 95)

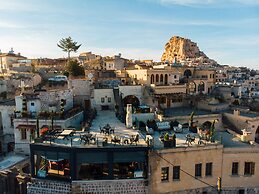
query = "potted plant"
(163, 133, 172, 148)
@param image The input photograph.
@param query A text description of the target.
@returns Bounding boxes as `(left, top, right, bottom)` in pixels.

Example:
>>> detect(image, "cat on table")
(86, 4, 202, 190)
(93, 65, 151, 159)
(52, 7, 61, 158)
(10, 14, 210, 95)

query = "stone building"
(27, 109, 149, 194)
(13, 90, 83, 154)
(0, 49, 27, 73)
(0, 100, 15, 155)
(149, 133, 259, 194)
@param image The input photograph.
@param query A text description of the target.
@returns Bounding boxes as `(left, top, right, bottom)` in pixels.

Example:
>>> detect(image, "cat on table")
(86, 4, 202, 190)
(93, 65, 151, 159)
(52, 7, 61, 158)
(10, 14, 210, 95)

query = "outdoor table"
(57, 129, 74, 140)
(60, 129, 74, 136)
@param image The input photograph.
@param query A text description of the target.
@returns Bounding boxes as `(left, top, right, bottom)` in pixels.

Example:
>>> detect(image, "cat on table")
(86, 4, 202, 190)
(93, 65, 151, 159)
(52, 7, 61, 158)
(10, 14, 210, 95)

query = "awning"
(16, 124, 36, 130)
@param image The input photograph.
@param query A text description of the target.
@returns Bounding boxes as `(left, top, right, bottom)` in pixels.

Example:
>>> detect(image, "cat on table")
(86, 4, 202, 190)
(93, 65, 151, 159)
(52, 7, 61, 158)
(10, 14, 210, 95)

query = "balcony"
(150, 84, 186, 95)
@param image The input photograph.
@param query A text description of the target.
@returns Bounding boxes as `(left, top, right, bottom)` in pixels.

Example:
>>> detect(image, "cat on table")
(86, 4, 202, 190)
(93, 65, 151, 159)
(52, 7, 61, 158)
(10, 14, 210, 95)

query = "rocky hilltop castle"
(161, 36, 218, 67)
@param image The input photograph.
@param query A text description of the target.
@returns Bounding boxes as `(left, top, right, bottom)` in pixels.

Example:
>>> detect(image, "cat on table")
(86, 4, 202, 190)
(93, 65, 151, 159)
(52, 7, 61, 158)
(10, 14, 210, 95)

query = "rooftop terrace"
(34, 110, 147, 148)
(152, 129, 221, 149)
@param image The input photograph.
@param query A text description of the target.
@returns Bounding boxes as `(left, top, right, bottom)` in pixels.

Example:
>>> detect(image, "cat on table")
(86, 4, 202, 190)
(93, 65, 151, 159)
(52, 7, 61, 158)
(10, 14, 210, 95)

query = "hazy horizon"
(0, 0, 259, 69)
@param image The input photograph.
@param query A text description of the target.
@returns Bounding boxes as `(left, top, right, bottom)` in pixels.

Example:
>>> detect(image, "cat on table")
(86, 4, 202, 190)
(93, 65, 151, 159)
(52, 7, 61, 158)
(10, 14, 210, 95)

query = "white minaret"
(126, 104, 132, 128)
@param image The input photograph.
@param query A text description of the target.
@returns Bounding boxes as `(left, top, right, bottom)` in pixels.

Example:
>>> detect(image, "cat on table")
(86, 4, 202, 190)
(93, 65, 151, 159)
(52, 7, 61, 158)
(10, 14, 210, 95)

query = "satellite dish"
(88, 73, 93, 80)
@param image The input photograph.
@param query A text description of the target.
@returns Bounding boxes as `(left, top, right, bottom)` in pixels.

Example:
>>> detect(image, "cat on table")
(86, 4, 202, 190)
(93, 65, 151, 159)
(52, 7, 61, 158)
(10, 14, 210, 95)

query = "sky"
(0, 0, 259, 69)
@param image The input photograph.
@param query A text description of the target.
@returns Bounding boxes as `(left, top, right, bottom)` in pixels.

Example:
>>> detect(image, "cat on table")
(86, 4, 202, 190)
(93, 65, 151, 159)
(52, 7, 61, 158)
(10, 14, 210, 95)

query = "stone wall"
(27, 179, 71, 194)
(72, 179, 148, 194)
(27, 179, 147, 194)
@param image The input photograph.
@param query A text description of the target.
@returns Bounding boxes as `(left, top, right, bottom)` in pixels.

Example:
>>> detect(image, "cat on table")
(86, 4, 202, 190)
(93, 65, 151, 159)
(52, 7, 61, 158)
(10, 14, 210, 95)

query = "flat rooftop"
(0, 99, 15, 106)
(152, 129, 220, 149)
(152, 130, 259, 149)
(0, 154, 28, 170)
(216, 131, 259, 148)
(240, 112, 259, 118)
(164, 107, 212, 117)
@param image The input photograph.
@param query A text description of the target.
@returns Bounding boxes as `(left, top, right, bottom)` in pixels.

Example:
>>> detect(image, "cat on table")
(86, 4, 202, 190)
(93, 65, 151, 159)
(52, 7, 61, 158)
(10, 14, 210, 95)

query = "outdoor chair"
(130, 134, 139, 145)
(100, 126, 105, 134)
(111, 135, 121, 145)
(186, 134, 195, 146)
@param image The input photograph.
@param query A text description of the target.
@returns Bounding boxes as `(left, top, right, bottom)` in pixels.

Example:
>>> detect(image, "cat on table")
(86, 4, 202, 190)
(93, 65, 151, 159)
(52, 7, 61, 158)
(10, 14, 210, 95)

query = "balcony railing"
(14, 106, 83, 120)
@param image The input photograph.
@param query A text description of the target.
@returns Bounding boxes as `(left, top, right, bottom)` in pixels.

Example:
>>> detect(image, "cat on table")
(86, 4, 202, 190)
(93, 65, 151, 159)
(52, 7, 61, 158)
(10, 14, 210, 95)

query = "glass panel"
(34, 151, 71, 180)
(113, 162, 145, 179)
(45, 152, 57, 161)
(78, 163, 109, 180)
(77, 152, 107, 164)
(113, 151, 146, 163)
(34, 151, 47, 178)
(195, 163, 202, 177)
(161, 167, 169, 181)
(173, 166, 180, 180)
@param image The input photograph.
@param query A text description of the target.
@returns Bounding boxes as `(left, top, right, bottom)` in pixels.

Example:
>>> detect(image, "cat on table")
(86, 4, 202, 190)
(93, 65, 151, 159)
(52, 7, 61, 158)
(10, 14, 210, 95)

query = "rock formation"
(161, 36, 217, 66)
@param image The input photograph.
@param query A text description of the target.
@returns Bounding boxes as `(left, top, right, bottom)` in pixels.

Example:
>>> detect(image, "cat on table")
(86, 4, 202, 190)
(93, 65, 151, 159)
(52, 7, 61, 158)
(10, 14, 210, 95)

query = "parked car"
(48, 75, 67, 82)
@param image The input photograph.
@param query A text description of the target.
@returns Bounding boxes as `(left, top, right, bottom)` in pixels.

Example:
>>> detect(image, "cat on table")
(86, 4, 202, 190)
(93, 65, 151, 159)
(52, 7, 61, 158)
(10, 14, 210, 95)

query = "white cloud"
(157, 0, 215, 6)
(122, 16, 259, 28)
(234, 0, 259, 5)
(87, 47, 162, 61)
(124, 17, 222, 26)
(0, 21, 25, 29)
(155, 0, 259, 6)
(0, 1, 39, 11)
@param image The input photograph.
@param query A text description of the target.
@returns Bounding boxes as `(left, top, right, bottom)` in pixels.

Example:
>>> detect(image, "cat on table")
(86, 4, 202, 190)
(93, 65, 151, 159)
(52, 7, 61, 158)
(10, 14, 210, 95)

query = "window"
(173, 166, 180, 180)
(10, 116, 14, 127)
(21, 129, 26, 140)
(195, 163, 202, 177)
(108, 97, 111, 103)
(150, 74, 154, 84)
(244, 162, 255, 176)
(101, 98, 105, 103)
(160, 97, 166, 104)
(31, 102, 35, 106)
(156, 74, 159, 82)
(205, 162, 212, 176)
(160, 74, 164, 83)
(232, 162, 239, 175)
(239, 189, 245, 194)
(174, 75, 177, 79)
(161, 167, 169, 181)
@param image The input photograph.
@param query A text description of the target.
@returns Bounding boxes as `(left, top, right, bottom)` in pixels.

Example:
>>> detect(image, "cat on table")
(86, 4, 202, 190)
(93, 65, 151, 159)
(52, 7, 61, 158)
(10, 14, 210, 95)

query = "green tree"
(66, 60, 85, 77)
(57, 36, 81, 61)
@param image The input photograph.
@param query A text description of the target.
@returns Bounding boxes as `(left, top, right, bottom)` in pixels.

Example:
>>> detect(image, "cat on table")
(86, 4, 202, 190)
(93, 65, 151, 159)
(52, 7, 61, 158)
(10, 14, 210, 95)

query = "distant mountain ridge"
(161, 36, 218, 66)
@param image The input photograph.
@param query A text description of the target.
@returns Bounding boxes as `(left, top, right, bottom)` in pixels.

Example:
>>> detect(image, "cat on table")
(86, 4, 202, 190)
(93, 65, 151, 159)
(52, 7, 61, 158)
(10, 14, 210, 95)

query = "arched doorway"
(151, 74, 154, 84)
(160, 74, 164, 84)
(198, 81, 205, 93)
(189, 82, 196, 94)
(123, 95, 140, 108)
(255, 126, 259, 143)
(184, 69, 192, 78)
(156, 74, 159, 83)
